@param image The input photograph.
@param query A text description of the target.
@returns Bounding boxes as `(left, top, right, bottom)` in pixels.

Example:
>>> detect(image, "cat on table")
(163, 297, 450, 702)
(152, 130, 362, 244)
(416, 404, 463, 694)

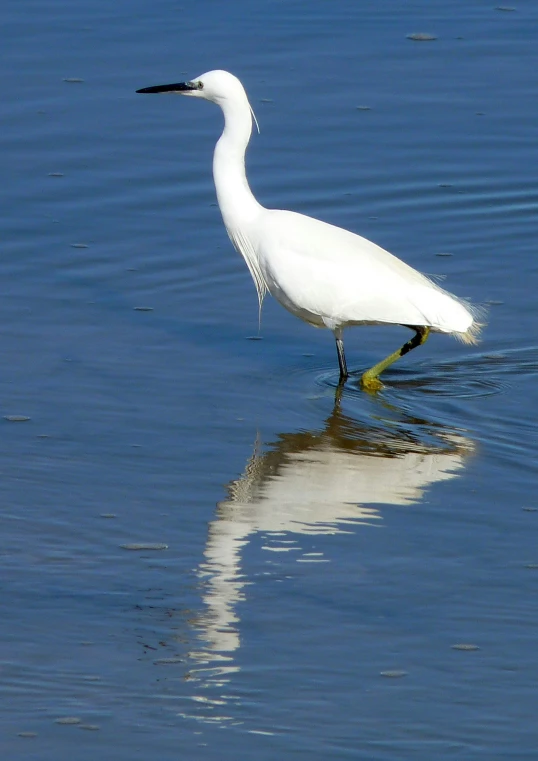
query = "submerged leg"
(334, 332, 349, 381)
(361, 326, 430, 392)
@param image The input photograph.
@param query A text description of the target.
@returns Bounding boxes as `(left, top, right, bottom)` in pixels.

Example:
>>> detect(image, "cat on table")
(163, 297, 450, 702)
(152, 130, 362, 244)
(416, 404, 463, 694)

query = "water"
(2, 1, 538, 758)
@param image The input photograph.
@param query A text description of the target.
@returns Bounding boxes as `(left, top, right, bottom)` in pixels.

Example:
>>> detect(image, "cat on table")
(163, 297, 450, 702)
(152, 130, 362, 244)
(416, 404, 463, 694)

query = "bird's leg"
(335, 334, 349, 381)
(334, 380, 345, 406)
(360, 326, 430, 392)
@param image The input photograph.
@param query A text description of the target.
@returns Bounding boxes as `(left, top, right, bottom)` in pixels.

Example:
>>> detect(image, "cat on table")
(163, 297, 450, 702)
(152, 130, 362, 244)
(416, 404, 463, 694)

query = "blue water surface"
(2, 1, 538, 759)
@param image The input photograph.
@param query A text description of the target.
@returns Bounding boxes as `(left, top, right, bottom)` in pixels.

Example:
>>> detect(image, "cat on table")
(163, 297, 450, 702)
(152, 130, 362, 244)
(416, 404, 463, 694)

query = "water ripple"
(317, 346, 538, 401)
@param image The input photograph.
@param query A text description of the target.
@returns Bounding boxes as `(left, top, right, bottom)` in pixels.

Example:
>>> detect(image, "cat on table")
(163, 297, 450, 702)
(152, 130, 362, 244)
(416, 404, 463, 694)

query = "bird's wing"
(255, 210, 474, 334)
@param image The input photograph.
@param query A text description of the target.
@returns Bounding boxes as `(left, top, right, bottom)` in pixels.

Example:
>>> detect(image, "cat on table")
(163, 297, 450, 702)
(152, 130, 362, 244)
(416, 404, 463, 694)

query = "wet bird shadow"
(175, 394, 475, 726)
(142, 348, 538, 726)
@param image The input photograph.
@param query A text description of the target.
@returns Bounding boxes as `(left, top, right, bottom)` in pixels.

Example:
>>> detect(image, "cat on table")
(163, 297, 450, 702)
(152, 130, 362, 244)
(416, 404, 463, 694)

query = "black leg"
(335, 336, 348, 381)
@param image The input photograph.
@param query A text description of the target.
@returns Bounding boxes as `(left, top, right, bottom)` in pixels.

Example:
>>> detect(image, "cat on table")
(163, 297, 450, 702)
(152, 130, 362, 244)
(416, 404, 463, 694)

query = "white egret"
(137, 70, 482, 391)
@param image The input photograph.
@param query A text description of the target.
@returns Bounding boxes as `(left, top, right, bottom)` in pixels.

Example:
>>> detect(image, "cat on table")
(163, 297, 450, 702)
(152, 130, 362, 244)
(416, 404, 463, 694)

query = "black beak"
(136, 82, 197, 94)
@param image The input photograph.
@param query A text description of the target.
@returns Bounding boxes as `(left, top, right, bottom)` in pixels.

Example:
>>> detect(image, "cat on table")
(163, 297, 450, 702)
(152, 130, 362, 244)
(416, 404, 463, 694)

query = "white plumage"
(137, 70, 481, 390)
(254, 210, 475, 334)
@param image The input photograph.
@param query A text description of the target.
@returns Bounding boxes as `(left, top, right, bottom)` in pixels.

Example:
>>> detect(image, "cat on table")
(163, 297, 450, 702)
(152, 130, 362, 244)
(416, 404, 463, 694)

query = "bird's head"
(136, 70, 247, 106)
(137, 69, 260, 133)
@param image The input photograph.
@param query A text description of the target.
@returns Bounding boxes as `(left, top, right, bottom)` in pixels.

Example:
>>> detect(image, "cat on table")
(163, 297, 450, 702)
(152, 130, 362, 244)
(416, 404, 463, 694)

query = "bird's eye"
(196, 80, 204, 90)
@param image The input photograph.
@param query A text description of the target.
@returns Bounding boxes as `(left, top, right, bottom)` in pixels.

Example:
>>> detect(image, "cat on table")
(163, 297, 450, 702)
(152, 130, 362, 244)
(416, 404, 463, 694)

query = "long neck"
(213, 95, 262, 231)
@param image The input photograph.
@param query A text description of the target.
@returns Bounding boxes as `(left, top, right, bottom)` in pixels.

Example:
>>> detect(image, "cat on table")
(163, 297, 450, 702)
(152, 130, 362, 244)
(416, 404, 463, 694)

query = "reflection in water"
(184, 400, 474, 722)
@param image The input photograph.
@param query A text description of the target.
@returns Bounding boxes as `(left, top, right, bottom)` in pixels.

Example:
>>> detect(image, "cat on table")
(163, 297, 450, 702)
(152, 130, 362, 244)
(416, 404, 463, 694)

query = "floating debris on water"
(407, 33, 437, 41)
(78, 724, 100, 731)
(133, 306, 154, 312)
(451, 643, 479, 651)
(4, 415, 31, 422)
(48, 172, 64, 177)
(70, 243, 89, 249)
(522, 507, 538, 512)
(120, 543, 168, 551)
(18, 732, 37, 738)
(356, 105, 371, 111)
(435, 252, 453, 257)
(55, 717, 81, 725)
(63, 77, 85, 83)
(100, 513, 117, 519)
(380, 670, 408, 678)
(154, 657, 183, 665)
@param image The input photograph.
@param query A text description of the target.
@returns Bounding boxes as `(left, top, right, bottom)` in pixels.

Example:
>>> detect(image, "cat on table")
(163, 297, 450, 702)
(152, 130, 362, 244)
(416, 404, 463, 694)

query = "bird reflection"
(184, 400, 474, 710)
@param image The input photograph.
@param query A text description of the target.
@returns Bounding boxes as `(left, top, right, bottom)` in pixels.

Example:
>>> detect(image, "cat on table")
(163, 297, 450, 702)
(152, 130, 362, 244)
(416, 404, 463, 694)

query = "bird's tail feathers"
(453, 302, 487, 345)
(418, 277, 486, 345)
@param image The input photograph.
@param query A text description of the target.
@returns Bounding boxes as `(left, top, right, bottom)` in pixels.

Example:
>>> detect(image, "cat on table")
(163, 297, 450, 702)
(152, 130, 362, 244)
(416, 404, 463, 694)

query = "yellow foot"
(360, 373, 384, 393)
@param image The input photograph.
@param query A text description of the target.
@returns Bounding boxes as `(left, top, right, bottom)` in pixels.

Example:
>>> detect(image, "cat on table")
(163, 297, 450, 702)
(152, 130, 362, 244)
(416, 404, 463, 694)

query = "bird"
(137, 70, 482, 391)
